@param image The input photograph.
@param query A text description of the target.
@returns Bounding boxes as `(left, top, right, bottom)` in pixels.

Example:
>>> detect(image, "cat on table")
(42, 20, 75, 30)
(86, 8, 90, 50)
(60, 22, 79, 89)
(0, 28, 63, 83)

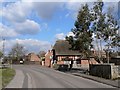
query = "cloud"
(55, 32, 75, 40)
(14, 19, 40, 35)
(0, 23, 19, 38)
(3, 1, 63, 20)
(55, 33, 65, 40)
(32, 2, 63, 20)
(65, 1, 119, 20)
(0, 19, 40, 36)
(1, 1, 41, 35)
(15, 39, 51, 53)
(67, 32, 75, 37)
(2, 1, 32, 23)
(0, 39, 51, 54)
(1, 1, 63, 36)
(65, 1, 94, 19)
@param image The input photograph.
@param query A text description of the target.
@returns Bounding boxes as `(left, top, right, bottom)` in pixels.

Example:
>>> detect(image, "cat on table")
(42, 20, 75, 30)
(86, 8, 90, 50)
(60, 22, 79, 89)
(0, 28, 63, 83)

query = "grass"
(0, 67, 15, 88)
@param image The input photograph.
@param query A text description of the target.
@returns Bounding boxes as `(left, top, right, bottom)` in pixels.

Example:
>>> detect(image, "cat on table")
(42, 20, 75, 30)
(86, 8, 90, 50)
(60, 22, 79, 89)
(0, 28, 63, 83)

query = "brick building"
(45, 50, 53, 67)
(52, 40, 81, 66)
(27, 53, 40, 62)
(45, 40, 98, 69)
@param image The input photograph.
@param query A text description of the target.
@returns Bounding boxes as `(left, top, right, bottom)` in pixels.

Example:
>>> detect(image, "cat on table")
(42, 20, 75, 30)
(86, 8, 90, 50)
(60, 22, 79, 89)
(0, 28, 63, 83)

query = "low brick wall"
(89, 64, 119, 79)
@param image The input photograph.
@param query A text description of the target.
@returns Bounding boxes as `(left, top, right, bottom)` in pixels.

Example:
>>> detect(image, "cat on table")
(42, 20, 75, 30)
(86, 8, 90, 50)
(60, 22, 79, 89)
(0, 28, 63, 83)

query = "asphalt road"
(6, 65, 116, 88)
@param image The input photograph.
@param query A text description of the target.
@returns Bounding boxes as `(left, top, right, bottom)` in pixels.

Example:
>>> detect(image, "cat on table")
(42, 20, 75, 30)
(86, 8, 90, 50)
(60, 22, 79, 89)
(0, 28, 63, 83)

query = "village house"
(27, 53, 40, 61)
(45, 40, 98, 69)
(52, 40, 81, 67)
(25, 53, 41, 65)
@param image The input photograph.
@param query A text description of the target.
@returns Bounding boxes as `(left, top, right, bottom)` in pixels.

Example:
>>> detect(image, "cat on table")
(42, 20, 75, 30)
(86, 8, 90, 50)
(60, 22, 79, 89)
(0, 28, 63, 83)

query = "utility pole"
(0, 37, 5, 64)
(2, 37, 5, 63)
(2, 38, 5, 57)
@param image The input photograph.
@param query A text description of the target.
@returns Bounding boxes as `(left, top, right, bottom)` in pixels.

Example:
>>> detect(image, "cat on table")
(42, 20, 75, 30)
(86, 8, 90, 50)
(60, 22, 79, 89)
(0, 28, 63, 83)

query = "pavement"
(65, 69, 120, 88)
(6, 70, 24, 88)
(4, 65, 116, 88)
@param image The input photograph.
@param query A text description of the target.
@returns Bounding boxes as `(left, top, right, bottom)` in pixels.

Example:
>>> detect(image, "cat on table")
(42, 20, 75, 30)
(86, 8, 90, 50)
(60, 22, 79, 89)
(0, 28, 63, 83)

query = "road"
(6, 65, 116, 88)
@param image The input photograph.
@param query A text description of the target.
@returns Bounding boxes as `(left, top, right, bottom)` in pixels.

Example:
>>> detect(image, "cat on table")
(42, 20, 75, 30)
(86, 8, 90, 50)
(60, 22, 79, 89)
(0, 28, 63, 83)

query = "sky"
(0, 0, 120, 55)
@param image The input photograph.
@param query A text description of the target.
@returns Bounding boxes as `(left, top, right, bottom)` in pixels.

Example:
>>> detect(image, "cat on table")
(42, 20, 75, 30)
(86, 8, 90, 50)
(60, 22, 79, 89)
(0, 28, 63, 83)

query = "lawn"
(0, 67, 15, 88)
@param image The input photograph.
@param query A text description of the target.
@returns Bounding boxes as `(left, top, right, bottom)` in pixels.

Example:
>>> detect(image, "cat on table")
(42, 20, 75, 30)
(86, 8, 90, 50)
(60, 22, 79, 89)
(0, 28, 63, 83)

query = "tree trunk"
(100, 39, 103, 63)
(96, 37, 100, 62)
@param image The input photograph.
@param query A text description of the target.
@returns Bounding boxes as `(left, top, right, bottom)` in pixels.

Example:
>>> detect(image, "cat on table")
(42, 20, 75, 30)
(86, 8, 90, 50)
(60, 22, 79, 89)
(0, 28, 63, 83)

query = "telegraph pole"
(2, 37, 5, 63)
(2, 38, 5, 57)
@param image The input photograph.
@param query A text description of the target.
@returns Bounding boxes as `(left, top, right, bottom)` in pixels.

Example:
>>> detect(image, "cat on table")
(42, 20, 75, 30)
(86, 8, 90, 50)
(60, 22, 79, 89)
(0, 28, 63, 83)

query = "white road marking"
(27, 73, 36, 88)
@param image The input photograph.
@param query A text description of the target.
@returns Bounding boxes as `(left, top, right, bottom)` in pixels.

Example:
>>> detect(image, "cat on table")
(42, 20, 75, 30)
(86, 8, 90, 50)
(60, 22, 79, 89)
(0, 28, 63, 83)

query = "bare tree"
(9, 43, 27, 62)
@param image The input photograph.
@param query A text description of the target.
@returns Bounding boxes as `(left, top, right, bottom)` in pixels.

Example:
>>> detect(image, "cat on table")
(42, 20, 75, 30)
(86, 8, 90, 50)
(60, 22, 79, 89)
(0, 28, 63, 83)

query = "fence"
(89, 63, 119, 79)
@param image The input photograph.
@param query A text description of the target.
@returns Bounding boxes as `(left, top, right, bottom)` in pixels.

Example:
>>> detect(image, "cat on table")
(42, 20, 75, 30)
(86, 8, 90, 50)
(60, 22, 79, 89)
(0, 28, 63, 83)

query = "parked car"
(20, 60, 24, 64)
(57, 64, 68, 71)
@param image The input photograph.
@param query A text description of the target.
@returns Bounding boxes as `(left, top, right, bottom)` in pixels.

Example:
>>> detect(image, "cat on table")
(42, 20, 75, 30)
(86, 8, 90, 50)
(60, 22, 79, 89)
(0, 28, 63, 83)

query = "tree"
(9, 43, 27, 62)
(66, 4, 93, 59)
(92, 1, 119, 63)
(102, 7, 120, 63)
(38, 51, 46, 57)
(91, 1, 106, 62)
(66, 1, 120, 63)
(0, 51, 3, 58)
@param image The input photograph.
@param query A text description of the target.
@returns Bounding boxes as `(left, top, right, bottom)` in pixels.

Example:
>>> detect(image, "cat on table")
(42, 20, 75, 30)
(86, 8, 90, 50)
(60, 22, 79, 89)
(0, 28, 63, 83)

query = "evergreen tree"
(66, 4, 93, 59)
(66, 1, 120, 63)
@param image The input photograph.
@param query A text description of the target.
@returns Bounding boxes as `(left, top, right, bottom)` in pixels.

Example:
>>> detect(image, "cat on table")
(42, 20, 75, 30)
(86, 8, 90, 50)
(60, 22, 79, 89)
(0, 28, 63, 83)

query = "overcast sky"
(0, 0, 119, 54)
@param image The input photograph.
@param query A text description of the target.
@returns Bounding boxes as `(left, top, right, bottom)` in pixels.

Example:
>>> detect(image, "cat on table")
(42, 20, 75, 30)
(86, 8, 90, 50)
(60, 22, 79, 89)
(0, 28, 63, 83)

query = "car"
(57, 64, 68, 71)
(20, 60, 24, 64)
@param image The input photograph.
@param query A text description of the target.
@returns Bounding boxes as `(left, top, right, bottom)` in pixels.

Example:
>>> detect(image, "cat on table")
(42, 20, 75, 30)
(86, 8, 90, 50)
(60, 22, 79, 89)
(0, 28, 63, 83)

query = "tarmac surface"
(5, 65, 117, 89)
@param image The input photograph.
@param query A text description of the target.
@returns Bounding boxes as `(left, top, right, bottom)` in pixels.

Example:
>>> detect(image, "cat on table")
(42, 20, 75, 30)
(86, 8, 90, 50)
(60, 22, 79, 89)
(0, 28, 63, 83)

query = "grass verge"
(0, 68, 15, 88)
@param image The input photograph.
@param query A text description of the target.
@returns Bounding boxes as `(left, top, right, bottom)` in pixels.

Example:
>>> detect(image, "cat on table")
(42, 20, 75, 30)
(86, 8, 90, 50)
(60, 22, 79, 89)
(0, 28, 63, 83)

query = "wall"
(81, 60, 89, 69)
(89, 64, 119, 79)
(72, 59, 98, 70)
(111, 65, 119, 79)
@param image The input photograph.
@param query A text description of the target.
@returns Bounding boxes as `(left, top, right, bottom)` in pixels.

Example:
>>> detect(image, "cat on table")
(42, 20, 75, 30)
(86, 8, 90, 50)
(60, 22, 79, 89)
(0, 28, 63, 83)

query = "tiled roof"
(53, 40, 81, 56)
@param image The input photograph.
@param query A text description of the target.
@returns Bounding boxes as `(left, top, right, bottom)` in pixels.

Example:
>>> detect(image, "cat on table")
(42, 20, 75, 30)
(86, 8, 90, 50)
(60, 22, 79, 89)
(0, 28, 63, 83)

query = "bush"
(53, 64, 59, 70)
